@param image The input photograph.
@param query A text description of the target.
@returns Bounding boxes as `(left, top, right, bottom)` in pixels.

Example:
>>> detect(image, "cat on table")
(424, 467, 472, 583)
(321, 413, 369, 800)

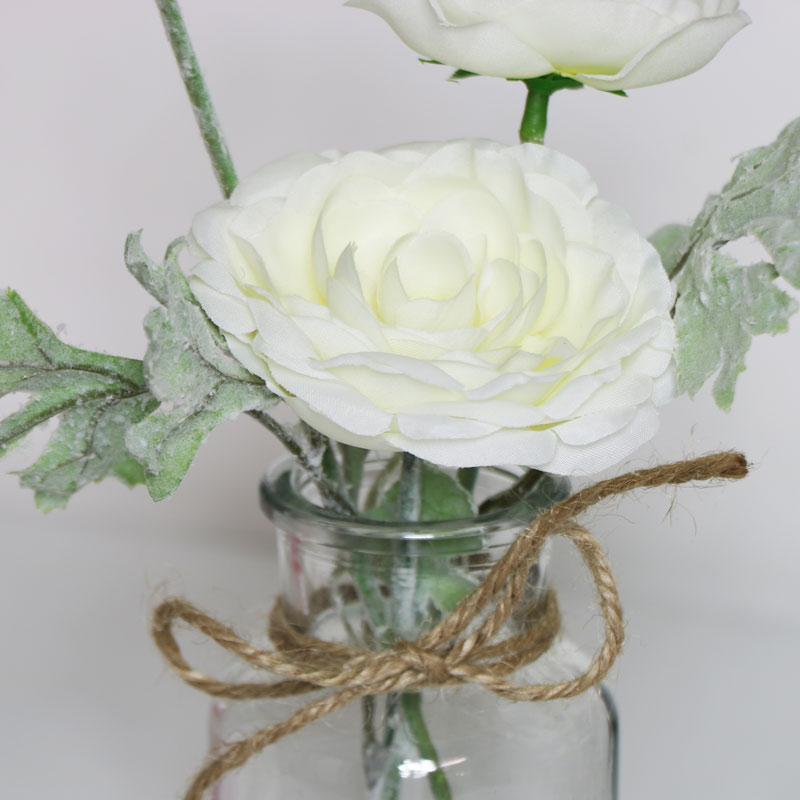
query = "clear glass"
(212, 459, 618, 800)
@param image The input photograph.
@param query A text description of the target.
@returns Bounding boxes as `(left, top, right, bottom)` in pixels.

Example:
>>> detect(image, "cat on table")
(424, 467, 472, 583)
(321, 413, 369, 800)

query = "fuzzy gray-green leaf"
(17, 394, 157, 511)
(0, 290, 154, 509)
(0, 290, 145, 388)
(650, 223, 693, 279)
(703, 118, 800, 288)
(125, 230, 168, 304)
(669, 117, 800, 408)
(675, 252, 797, 410)
(124, 239, 279, 500)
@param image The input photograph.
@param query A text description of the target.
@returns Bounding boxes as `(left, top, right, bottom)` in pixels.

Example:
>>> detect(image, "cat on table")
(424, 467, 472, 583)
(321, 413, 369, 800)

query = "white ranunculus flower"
(347, 0, 749, 90)
(188, 141, 675, 475)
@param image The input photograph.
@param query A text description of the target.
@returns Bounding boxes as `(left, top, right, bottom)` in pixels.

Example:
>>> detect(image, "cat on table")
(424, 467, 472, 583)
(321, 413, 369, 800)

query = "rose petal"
(578, 11, 751, 90)
(188, 139, 677, 475)
(385, 427, 558, 468)
(346, 0, 555, 79)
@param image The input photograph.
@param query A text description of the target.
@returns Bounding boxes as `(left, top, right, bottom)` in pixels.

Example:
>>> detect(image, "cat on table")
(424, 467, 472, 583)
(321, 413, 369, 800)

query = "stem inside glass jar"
(354, 454, 453, 799)
(263, 455, 570, 800)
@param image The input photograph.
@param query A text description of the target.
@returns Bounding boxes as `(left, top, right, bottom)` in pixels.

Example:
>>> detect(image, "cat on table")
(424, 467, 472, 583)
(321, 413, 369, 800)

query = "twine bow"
(152, 452, 748, 800)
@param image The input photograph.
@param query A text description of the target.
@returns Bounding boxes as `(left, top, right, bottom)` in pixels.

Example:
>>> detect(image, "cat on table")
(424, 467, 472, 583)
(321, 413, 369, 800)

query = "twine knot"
(395, 640, 461, 685)
(152, 451, 748, 800)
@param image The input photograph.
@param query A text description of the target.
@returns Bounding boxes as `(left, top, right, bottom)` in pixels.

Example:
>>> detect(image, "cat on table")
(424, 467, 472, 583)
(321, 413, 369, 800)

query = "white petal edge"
(578, 11, 751, 90)
(346, 0, 556, 79)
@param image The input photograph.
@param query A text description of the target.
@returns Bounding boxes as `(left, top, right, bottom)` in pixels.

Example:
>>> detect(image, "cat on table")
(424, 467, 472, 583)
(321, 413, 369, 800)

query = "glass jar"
(211, 459, 618, 800)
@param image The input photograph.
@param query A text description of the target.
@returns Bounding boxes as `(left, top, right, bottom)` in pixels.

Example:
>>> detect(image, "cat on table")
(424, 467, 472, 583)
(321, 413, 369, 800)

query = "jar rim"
(259, 457, 570, 545)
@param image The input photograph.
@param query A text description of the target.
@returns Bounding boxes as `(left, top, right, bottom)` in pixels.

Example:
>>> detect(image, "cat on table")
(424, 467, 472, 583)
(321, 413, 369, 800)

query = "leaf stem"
(394, 454, 421, 640)
(364, 453, 401, 511)
(478, 467, 544, 515)
(247, 410, 355, 515)
(155, 0, 238, 197)
(397, 452, 422, 523)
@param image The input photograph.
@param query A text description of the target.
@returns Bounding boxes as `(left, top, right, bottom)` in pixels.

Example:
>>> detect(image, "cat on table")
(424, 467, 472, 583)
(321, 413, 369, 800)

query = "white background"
(2, 2, 799, 798)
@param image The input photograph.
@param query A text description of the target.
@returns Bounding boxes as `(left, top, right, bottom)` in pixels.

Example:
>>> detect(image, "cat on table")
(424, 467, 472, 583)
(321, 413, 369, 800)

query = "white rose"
(188, 141, 675, 475)
(347, 0, 749, 90)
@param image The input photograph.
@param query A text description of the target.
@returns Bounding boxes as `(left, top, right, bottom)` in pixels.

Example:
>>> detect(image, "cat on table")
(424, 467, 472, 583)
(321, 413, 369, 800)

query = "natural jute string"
(152, 451, 748, 800)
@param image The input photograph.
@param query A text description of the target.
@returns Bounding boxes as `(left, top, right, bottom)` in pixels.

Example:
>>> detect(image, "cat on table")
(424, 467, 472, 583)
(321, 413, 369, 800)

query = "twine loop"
(152, 451, 748, 800)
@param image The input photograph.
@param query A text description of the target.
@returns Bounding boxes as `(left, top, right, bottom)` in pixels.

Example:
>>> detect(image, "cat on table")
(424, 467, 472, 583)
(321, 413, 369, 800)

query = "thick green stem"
(352, 456, 452, 799)
(402, 693, 453, 800)
(155, 0, 238, 197)
(394, 453, 422, 638)
(397, 452, 422, 522)
(392, 454, 452, 800)
(519, 82, 551, 145)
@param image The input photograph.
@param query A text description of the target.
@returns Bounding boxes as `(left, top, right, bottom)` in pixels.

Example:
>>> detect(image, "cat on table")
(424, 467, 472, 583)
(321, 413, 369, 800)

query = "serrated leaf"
(2, 231, 282, 508)
(697, 118, 800, 288)
(0, 290, 155, 509)
(124, 236, 279, 500)
(667, 117, 800, 409)
(124, 230, 168, 304)
(0, 290, 146, 393)
(127, 382, 272, 501)
(18, 394, 157, 511)
(675, 253, 796, 409)
(368, 462, 476, 522)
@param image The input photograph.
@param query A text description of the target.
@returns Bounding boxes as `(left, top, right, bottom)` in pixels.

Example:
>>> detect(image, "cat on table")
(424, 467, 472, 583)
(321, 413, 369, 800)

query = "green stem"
(247, 410, 356, 515)
(397, 452, 422, 522)
(402, 693, 453, 800)
(519, 81, 551, 145)
(351, 457, 452, 799)
(364, 453, 401, 512)
(155, 0, 238, 197)
(379, 762, 402, 800)
(352, 553, 389, 637)
(394, 453, 421, 638)
(478, 468, 544, 515)
(350, 562, 398, 798)
(392, 454, 453, 800)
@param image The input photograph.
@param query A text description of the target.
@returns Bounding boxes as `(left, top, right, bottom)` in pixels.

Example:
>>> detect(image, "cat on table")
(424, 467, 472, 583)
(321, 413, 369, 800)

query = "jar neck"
(275, 526, 551, 646)
(264, 458, 564, 646)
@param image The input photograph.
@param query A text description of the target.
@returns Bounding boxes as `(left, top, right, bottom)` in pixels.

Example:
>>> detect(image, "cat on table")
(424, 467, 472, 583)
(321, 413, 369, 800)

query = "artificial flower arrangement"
(2, 1, 798, 798)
